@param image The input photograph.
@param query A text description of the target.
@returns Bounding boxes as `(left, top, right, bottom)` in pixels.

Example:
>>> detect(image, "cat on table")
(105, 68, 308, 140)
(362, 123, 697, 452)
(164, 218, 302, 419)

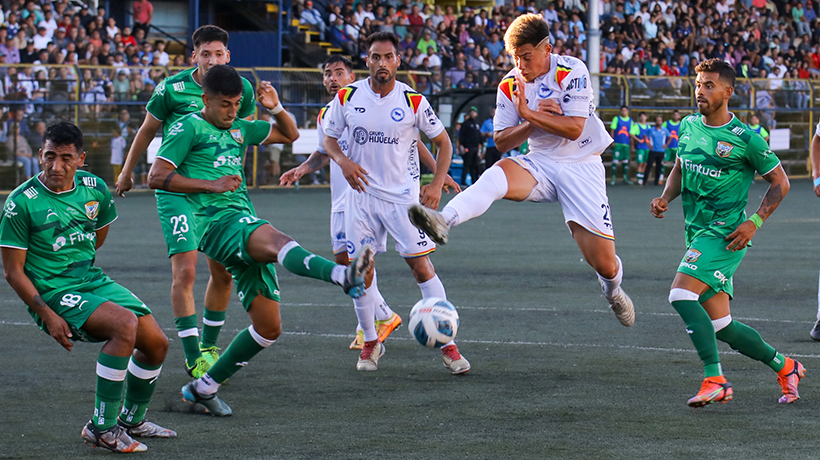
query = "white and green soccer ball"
(408, 297, 459, 348)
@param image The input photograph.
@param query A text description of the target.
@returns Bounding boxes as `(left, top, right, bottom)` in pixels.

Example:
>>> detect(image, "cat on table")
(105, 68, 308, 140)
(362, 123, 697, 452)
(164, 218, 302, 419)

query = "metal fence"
(0, 65, 816, 190)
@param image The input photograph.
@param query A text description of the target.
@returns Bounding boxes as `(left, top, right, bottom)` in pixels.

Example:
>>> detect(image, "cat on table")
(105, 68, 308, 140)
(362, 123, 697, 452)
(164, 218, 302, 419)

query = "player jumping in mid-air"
(280, 55, 460, 350)
(117, 26, 255, 378)
(148, 65, 371, 415)
(408, 14, 635, 328)
(809, 119, 820, 340)
(323, 32, 469, 373)
(650, 58, 804, 407)
(1, 122, 175, 452)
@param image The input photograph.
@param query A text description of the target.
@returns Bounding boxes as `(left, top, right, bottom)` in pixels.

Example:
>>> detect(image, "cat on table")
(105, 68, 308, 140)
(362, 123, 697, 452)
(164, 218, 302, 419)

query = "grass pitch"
(1, 180, 819, 459)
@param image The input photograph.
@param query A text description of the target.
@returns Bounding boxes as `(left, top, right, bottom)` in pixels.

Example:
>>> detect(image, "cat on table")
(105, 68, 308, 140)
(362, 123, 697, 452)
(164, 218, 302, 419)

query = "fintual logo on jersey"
(23, 187, 37, 199)
(4, 201, 16, 218)
(684, 248, 701, 263)
(391, 107, 405, 122)
(403, 91, 423, 114)
(46, 208, 58, 220)
(230, 129, 244, 144)
(538, 83, 552, 99)
(81, 176, 97, 188)
(499, 77, 515, 100)
(683, 158, 722, 178)
(188, 101, 198, 108)
(84, 201, 99, 220)
(169, 121, 184, 136)
(555, 64, 572, 88)
(352, 127, 399, 145)
(52, 236, 66, 251)
(172, 82, 185, 92)
(337, 85, 357, 105)
(715, 141, 733, 158)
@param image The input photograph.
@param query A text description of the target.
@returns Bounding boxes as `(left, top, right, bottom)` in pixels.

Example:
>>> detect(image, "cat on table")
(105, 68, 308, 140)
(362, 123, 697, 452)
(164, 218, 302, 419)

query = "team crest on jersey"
(84, 201, 99, 220)
(230, 129, 244, 144)
(391, 107, 405, 121)
(555, 64, 572, 89)
(403, 91, 423, 114)
(538, 83, 552, 99)
(715, 141, 733, 158)
(684, 248, 701, 263)
(499, 77, 515, 101)
(337, 86, 357, 105)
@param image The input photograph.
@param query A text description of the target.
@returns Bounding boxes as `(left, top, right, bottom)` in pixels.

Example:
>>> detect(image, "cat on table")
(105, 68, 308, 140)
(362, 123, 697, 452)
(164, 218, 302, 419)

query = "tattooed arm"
(725, 164, 790, 251)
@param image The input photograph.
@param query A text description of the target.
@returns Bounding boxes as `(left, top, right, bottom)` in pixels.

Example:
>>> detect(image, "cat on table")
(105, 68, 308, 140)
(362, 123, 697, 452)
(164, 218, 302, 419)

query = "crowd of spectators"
(299, 0, 820, 101)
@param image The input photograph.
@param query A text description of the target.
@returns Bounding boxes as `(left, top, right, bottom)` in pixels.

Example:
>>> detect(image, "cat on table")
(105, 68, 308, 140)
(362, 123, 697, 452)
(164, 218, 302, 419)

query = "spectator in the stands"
(300, 1, 326, 41)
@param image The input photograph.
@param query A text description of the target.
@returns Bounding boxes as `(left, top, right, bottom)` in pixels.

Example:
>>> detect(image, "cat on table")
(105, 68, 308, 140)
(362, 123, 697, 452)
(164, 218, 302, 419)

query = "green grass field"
(1, 180, 819, 459)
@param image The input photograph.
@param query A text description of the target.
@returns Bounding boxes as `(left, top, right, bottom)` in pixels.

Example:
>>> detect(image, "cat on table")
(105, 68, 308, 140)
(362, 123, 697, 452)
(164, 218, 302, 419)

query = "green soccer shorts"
(156, 192, 199, 256)
(664, 148, 676, 163)
(612, 143, 630, 162)
(635, 148, 648, 164)
(676, 233, 746, 300)
(37, 275, 152, 342)
(199, 210, 281, 310)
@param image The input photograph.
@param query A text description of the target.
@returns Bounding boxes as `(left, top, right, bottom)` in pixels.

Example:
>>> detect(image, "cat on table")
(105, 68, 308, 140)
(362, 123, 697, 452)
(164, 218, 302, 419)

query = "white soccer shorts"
(330, 211, 347, 255)
(344, 192, 436, 258)
(510, 154, 615, 241)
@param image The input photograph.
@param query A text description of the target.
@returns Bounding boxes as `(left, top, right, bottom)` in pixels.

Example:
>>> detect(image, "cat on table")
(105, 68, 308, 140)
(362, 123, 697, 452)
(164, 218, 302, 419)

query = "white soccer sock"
(598, 255, 624, 299)
(354, 293, 377, 342)
(371, 270, 394, 321)
(418, 274, 446, 300)
(440, 165, 508, 228)
(196, 373, 221, 395)
(330, 265, 346, 286)
(816, 269, 820, 320)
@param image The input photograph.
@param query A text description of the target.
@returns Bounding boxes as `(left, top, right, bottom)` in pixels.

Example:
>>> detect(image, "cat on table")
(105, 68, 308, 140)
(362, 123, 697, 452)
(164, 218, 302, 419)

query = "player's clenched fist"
(211, 174, 243, 193)
(257, 81, 280, 108)
(650, 197, 668, 218)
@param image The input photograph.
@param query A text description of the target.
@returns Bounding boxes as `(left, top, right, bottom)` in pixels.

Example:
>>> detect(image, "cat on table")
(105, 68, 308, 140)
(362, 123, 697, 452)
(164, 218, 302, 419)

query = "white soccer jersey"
(494, 54, 613, 163)
(317, 103, 349, 213)
(323, 78, 445, 204)
(815, 120, 820, 137)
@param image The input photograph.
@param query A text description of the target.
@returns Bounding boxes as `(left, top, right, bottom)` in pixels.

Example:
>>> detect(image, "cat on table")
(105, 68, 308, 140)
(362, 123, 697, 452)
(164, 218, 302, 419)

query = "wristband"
(748, 213, 763, 229)
(814, 176, 820, 188)
(268, 103, 284, 115)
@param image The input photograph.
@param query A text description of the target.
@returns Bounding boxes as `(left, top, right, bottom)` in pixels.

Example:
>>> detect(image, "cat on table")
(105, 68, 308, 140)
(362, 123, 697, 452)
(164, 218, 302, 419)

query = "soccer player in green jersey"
(659, 109, 682, 184)
(630, 112, 650, 185)
(147, 65, 371, 415)
(116, 25, 257, 378)
(650, 59, 804, 407)
(0, 122, 175, 452)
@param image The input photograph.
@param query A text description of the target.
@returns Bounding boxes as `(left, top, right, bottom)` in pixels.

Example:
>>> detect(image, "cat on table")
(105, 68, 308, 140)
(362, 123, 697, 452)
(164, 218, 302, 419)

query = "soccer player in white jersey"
(280, 55, 460, 350)
(408, 14, 636, 327)
(810, 120, 820, 340)
(323, 32, 470, 373)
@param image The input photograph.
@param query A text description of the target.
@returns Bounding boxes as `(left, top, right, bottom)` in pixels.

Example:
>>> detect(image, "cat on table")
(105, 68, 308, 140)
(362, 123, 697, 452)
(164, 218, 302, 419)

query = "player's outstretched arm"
(258, 81, 299, 144)
(148, 158, 242, 194)
(418, 138, 461, 194)
(650, 158, 682, 218)
(1, 247, 73, 351)
(725, 164, 790, 251)
(811, 134, 820, 197)
(324, 134, 369, 192)
(116, 113, 162, 197)
(280, 150, 330, 187)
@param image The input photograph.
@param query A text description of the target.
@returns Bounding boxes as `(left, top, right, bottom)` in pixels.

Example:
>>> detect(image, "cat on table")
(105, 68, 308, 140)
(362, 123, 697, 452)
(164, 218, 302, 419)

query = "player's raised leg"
(409, 159, 536, 245)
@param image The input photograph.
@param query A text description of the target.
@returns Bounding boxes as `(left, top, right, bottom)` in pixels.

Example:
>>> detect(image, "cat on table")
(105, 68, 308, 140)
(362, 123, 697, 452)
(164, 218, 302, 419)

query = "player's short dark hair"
(44, 121, 83, 152)
(365, 31, 400, 54)
(192, 25, 229, 50)
(695, 58, 736, 88)
(620, 105, 628, 110)
(324, 55, 352, 72)
(504, 13, 550, 53)
(672, 109, 680, 114)
(639, 112, 646, 117)
(202, 65, 243, 97)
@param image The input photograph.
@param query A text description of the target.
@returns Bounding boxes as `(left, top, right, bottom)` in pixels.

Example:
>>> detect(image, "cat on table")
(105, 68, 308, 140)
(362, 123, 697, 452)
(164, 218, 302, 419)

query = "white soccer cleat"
(605, 285, 635, 327)
(356, 340, 385, 371)
(441, 344, 471, 374)
(408, 204, 449, 245)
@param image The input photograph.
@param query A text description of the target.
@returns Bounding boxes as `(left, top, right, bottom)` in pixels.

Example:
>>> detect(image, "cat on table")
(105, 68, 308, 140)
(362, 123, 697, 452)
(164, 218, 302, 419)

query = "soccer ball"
(408, 297, 459, 348)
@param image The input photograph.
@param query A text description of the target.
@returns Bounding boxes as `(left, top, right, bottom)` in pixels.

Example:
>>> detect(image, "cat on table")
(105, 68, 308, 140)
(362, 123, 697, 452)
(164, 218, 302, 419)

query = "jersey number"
(601, 204, 612, 229)
(170, 215, 189, 235)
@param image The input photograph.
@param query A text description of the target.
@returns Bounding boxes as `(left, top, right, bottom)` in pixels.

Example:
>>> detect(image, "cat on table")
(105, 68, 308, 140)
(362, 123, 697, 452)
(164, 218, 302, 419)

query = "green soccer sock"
(671, 300, 722, 377)
(610, 163, 618, 182)
(206, 327, 271, 383)
(637, 171, 644, 183)
(623, 164, 630, 181)
(174, 315, 201, 367)
(94, 353, 129, 430)
(660, 164, 667, 179)
(120, 358, 162, 425)
(715, 320, 780, 371)
(280, 242, 337, 284)
(201, 308, 227, 349)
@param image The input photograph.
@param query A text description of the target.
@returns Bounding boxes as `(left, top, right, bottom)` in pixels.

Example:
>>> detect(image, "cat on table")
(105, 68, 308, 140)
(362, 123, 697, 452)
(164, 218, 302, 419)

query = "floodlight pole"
(588, 0, 601, 107)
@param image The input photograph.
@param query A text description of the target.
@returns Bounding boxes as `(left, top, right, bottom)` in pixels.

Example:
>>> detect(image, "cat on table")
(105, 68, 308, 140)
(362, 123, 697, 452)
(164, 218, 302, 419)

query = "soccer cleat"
(441, 344, 471, 374)
(624, 179, 634, 185)
(610, 179, 616, 186)
(185, 356, 212, 379)
(181, 381, 233, 416)
(200, 346, 221, 366)
(687, 377, 733, 407)
(810, 320, 820, 341)
(118, 419, 177, 438)
(376, 313, 402, 343)
(356, 340, 385, 371)
(408, 204, 449, 245)
(81, 421, 148, 453)
(344, 245, 373, 299)
(349, 329, 364, 350)
(777, 359, 806, 404)
(601, 282, 635, 327)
